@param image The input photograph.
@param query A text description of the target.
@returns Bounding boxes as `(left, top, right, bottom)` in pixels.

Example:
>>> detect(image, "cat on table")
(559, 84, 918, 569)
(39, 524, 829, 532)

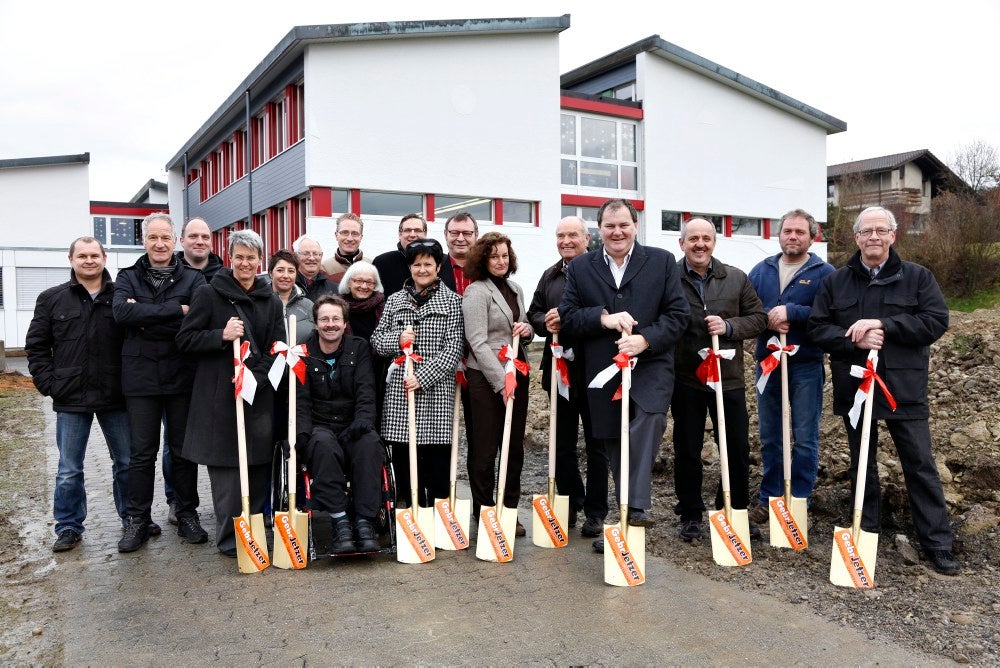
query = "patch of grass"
(947, 285, 1000, 312)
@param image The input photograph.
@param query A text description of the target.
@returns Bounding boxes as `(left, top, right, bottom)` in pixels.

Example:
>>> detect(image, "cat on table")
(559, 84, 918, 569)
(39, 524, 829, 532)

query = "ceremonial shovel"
(603, 356, 645, 586)
(273, 315, 308, 569)
(232, 339, 269, 573)
(532, 334, 569, 549)
(433, 370, 471, 550)
(476, 336, 521, 563)
(830, 349, 881, 589)
(706, 334, 752, 567)
(768, 333, 808, 550)
(396, 327, 435, 564)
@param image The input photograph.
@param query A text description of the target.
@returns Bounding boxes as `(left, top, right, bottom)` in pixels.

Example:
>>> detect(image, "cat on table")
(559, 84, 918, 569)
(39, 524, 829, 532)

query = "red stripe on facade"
(682, 212, 691, 221)
(90, 205, 167, 216)
(560, 96, 643, 120)
(494, 198, 504, 226)
(425, 194, 435, 222)
(534, 202, 540, 227)
(311, 187, 332, 217)
(724, 215, 733, 237)
(350, 189, 361, 215)
(762, 218, 771, 240)
(560, 194, 645, 211)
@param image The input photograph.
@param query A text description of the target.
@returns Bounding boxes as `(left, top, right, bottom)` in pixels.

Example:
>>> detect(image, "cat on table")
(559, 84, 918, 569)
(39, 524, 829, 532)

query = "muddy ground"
(520, 309, 1000, 665)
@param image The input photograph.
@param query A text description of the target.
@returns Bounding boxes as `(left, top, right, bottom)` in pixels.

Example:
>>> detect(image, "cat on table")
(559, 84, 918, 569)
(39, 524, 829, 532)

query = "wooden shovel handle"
(233, 339, 251, 503)
(711, 334, 732, 500)
(548, 334, 559, 481)
(495, 336, 519, 521)
(780, 332, 792, 499)
(287, 315, 297, 498)
(405, 326, 419, 510)
(852, 351, 879, 537)
(619, 359, 631, 530)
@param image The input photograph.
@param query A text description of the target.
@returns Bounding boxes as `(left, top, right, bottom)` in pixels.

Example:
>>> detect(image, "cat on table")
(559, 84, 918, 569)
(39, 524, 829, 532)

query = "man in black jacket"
(372, 213, 427, 296)
(297, 295, 383, 553)
(672, 218, 767, 542)
(808, 206, 959, 575)
(26, 237, 131, 552)
(528, 216, 608, 536)
(177, 217, 223, 282)
(113, 213, 208, 552)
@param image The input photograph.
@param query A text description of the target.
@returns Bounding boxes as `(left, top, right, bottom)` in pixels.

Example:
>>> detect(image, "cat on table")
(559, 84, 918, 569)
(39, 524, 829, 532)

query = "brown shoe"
(748, 503, 770, 525)
(515, 521, 526, 537)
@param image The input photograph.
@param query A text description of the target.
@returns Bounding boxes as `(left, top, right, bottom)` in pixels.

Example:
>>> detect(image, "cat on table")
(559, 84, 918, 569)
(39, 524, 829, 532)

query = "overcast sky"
(1, 0, 996, 200)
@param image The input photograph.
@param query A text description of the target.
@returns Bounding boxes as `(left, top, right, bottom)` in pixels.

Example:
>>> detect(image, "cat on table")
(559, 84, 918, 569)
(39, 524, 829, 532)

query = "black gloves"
(345, 418, 373, 441)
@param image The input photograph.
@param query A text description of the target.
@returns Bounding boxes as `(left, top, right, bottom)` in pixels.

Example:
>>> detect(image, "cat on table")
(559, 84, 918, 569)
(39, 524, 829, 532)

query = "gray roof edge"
(166, 15, 570, 170)
(0, 152, 91, 170)
(561, 35, 847, 134)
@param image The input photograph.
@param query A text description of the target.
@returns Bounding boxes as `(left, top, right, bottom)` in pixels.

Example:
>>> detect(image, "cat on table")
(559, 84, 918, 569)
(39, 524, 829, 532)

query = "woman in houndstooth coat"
(370, 239, 464, 508)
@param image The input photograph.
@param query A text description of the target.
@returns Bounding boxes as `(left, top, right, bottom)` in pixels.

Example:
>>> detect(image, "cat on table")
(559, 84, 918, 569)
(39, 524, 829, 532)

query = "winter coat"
(748, 252, 834, 364)
(675, 259, 767, 392)
(528, 258, 587, 394)
(295, 271, 338, 302)
(25, 270, 125, 412)
(808, 247, 948, 420)
(112, 255, 206, 395)
(176, 269, 285, 467)
(296, 331, 376, 437)
(372, 244, 410, 297)
(463, 277, 531, 394)
(559, 243, 690, 439)
(370, 282, 464, 444)
(176, 250, 224, 283)
(282, 285, 315, 344)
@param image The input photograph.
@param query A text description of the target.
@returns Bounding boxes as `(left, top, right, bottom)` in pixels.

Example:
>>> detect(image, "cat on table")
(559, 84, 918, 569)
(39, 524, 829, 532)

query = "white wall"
(637, 52, 829, 271)
(0, 162, 91, 248)
(303, 32, 564, 296)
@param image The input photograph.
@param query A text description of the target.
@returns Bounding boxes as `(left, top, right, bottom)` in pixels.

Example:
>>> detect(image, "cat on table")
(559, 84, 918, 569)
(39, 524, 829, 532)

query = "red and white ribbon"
(386, 339, 423, 383)
(755, 336, 799, 394)
(268, 340, 308, 389)
(696, 346, 736, 391)
(588, 352, 636, 401)
(550, 343, 574, 401)
(498, 344, 530, 401)
(455, 357, 468, 388)
(848, 351, 897, 428)
(232, 340, 258, 405)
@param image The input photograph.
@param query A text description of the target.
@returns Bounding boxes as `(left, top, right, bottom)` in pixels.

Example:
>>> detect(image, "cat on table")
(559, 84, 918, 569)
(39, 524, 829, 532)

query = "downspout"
(182, 152, 189, 222)
(245, 90, 253, 223)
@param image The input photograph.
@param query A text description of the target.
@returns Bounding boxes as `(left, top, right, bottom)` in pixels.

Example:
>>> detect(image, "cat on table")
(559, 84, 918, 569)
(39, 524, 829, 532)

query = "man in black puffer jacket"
(113, 213, 208, 553)
(26, 237, 130, 552)
(297, 294, 383, 554)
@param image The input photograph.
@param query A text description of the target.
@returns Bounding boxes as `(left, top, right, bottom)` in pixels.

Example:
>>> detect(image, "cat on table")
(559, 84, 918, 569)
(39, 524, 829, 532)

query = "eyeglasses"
(298, 251, 323, 258)
(350, 278, 376, 287)
(447, 230, 475, 238)
(232, 254, 259, 264)
(337, 230, 361, 238)
(856, 227, 893, 238)
(401, 227, 424, 236)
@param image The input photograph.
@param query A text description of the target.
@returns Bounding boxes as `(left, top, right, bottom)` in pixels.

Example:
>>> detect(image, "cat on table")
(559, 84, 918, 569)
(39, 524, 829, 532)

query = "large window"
(561, 113, 639, 193)
(93, 216, 142, 247)
(359, 191, 423, 217)
(17, 267, 70, 309)
(435, 195, 492, 223)
(332, 188, 350, 214)
(502, 200, 532, 225)
(731, 217, 762, 236)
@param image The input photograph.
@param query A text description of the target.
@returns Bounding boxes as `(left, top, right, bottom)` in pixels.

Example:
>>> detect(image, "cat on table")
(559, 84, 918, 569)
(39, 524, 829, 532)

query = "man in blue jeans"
(747, 209, 834, 522)
(25, 236, 139, 551)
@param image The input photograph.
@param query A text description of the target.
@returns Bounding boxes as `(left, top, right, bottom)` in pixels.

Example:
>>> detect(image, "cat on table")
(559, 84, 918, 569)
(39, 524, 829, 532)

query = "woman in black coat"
(176, 230, 285, 557)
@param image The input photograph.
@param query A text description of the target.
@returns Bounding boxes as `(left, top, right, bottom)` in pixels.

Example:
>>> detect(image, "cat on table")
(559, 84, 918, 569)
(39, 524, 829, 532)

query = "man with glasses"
(373, 213, 427, 296)
(440, 212, 478, 296)
(809, 206, 959, 575)
(322, 213, 370, 284)
(293, 234, 337, 301)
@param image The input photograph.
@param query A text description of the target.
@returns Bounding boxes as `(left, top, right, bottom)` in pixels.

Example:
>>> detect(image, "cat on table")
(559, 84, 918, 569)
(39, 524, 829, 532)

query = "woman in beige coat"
(462, 232, 533, 536)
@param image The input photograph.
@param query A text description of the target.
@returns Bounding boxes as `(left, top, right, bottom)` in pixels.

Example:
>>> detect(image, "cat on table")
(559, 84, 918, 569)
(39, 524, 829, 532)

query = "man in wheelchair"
(297, 294, 383, 554)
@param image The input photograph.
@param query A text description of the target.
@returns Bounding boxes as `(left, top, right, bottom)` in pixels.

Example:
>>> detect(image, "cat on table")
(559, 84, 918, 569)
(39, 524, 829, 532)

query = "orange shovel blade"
(604, 525, 644, 586)
(480, 507, 513, 562)
(395, 508, 435, 563)
(532, 496, 568, 547)
(274, 511, 307, 569)
(434, 498, 470, 550)
(768, 497, 808, 550)
(234, 514, 269, 572)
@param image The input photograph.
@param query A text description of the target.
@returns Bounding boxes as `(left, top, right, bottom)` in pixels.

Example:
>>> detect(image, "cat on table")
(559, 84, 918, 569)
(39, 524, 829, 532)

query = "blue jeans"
(755, 360, 824, 505)
(54, 410, 130, 535)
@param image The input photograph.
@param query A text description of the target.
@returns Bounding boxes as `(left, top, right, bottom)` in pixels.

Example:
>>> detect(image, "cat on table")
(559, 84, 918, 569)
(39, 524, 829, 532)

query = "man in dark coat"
(176, 229, 285, 557)
(177, 217, 223, 282)
(113, 213, 208, 552)
(293, 234, 338, 301)
(672, 218, 767, 542)
(808, 206, 959, 575)
(559, 199, 689, 551)
(372, 213, 427, 296)
(26, 237, 131, 552)
(528, 215, 608, 537)
(297, 295, 382, 554)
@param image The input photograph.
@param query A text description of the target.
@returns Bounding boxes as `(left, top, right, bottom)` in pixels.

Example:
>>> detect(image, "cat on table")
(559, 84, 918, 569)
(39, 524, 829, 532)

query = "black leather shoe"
(749, 524, 762, 540)
(330, 518, 355, 554)
(147, 521, 162, 537)
(580, 517, 603, 537)
(52, 529, 81, 552)
(627, 508, 655, 527)
(118, 517, 149, 553)
(177, 515, 208, 544)
(355, 518, 379, 552)
(927, 549, 961, 575)
(568, 507, 580, 528)
(678, 520, 702, 542)
(592, 537, 604, 553)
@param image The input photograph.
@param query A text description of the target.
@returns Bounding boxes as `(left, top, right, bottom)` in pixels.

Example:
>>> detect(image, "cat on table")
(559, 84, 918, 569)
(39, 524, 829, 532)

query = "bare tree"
(951, 139, 1000, 192)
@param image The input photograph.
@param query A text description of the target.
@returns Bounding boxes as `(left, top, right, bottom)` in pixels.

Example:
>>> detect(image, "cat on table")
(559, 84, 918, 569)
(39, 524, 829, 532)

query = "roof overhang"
(0, 153, 90, 170)
(562, 36, 846, 135)
(166, 16, 571, 170)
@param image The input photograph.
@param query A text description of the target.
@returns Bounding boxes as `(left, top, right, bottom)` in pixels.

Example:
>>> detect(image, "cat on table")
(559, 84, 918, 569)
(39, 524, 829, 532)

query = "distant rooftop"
(0, 153, 90, 170)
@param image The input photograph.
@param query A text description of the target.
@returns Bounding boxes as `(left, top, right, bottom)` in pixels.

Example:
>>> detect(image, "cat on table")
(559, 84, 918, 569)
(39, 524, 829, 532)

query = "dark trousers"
(466, 367, 527, 509)
(390, 442, 449, 508)
(671, 386, 750, 522)
(305, 426, 383, 518)
(843, 416, 953, 551)
(603, 402, 665, 510)
(554, 392, 609, 519)
(207, 463, 269, 555)
(125, 394, 199, 521)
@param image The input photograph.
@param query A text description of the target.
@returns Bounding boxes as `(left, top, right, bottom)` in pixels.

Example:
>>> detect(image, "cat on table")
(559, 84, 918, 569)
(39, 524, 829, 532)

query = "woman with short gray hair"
(177, 229, 285, 558)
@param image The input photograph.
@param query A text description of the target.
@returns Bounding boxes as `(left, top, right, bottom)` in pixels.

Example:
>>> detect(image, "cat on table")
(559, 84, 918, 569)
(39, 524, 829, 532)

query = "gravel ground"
(520, 309, 1000, 665)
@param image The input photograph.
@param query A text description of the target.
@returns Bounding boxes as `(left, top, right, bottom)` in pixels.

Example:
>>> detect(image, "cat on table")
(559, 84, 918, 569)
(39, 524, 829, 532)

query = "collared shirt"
(683, 258, 732, 337)
(863, 260, 885, 280)
(450, 258, 472, 295)
(603, 245, 634, 288)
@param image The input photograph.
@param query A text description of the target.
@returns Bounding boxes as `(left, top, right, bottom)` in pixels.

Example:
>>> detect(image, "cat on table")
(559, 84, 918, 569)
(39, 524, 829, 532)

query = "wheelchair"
(271, 437, 397, 560)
